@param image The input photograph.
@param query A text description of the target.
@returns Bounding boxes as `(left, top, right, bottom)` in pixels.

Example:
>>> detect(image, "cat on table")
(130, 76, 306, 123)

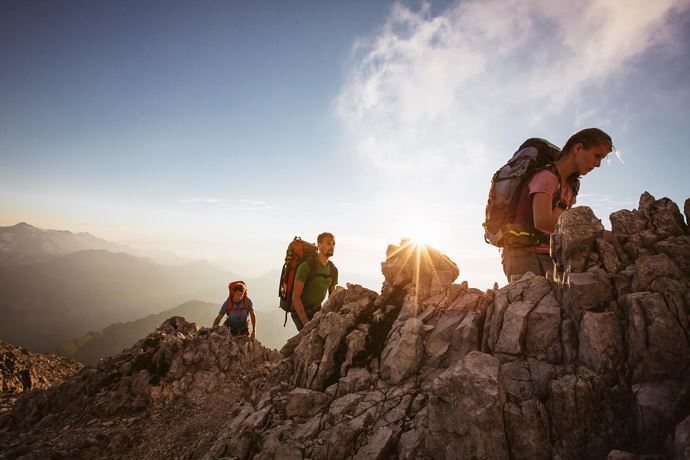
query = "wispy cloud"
(234, 199, 273, 211)
(577, 193, 638, 219)
(336, 0, 689, 174)
(604, 149, 626, 166)
(177, 198, 273, 211)
(178, 198, 222, 204)
(336, 201, 373, 210)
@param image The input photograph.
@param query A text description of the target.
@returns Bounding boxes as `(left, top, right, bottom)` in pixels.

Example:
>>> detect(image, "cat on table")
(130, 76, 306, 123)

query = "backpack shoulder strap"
(305, 256, 318, 284)
(328, 261, 338, 284)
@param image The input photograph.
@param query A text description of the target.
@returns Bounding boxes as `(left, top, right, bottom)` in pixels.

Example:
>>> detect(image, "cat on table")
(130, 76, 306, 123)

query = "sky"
(1, 0, 689, 290)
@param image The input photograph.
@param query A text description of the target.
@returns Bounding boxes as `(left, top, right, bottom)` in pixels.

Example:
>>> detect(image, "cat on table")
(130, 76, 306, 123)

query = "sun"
(399, 222, 438, 249)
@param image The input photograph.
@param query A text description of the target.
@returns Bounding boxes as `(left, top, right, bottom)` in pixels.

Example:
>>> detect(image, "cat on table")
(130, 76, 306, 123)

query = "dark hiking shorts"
(291, 304, 320, 331)
(501, 247, 553, 283)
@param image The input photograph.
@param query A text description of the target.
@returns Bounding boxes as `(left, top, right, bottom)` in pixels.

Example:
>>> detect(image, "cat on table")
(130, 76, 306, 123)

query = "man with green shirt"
(291, 232, 338, 331)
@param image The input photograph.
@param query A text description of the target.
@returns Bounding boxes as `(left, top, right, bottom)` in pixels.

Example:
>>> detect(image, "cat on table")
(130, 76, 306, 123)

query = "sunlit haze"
(2, 0, 690, 290)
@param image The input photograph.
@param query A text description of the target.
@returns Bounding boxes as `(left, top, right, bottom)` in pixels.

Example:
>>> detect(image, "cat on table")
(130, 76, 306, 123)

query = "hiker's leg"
(291, 311, 304, 331)
(502, 247, 551, 282)
(535, 252, 555, 280)
(291, 305, 316, 331)
(306, 304, 321, 321)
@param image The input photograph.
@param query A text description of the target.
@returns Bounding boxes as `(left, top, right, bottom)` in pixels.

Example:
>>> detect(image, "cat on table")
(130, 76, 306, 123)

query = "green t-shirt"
(295, 259, 338, 306)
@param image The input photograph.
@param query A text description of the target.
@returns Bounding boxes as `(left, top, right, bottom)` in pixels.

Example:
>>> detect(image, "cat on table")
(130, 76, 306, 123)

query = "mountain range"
(0, 222, 133, 266)
(0, 222, 284, 353)
(54, 300, 294, 364)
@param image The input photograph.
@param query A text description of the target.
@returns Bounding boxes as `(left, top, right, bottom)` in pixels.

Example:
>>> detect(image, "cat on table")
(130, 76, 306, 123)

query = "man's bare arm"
(292, 280, 309, 326)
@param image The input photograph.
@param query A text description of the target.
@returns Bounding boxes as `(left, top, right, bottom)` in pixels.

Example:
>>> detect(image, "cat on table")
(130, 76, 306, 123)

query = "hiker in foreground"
(484, 127, 613, 282)
(213, 281, 256, 338)
(290, 232, 338, 331)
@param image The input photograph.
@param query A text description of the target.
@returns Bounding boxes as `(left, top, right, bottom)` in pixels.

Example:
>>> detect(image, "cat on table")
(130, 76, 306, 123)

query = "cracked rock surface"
(1, 192, 690, 459)
(0, 340, 82, 415)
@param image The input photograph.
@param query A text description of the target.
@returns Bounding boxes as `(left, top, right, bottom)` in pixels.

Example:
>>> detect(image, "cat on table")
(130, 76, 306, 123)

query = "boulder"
(495, 300, 535, 357)
(552, 206, 605, 273)
(285, 388, 331, 419)
(633, 380, 679, 451)
(427, 351, 508, 459)
(676, 414, 690, 460)
(578, 311, 624, 378)
(380, 318, 425, 385)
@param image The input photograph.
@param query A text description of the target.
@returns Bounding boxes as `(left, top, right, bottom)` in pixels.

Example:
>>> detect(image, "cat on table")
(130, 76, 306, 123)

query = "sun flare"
(399, 222, 438, 250)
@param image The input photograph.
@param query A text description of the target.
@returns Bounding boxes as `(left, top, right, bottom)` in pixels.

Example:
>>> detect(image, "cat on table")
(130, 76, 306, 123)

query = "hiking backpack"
(278, 236, 337, 325)
(483, 138, 579, 247)
(227, 280, 249, 311)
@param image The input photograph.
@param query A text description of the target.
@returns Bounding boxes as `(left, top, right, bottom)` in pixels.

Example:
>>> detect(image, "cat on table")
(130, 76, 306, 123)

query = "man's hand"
(251, 329, 256, 340)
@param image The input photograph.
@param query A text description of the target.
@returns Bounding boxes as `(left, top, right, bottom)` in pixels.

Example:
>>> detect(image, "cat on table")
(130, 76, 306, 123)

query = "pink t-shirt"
(514, 169, 577, 253)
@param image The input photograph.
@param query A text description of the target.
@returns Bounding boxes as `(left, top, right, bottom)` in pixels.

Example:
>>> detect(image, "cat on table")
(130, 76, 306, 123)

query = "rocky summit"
(0, 340, 82, 415)
(1, 191, 690, 459)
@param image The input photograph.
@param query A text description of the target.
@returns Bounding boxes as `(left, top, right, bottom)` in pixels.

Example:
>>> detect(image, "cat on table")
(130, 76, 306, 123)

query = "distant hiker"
(483, 128, 613, 282)
(213, 281, 256, 338)
(283, 232, 338, 331)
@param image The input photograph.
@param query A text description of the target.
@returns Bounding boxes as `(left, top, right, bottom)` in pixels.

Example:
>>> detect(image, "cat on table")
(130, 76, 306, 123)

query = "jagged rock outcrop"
(1, 192, 689, 459)
(0, 340, 82, 414)
(0, 317, 280, 458)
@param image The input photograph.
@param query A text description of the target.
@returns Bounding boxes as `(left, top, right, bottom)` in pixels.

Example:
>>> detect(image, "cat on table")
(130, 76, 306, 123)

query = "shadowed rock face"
(1, 192, 689, 459)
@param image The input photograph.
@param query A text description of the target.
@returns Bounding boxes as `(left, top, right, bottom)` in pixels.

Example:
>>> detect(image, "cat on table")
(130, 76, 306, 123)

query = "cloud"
(178, 198, 222, 204)
(336, 0, 689, 175)
(577, 193, 638, 220)
(336, 201, 373, 210)
(234, 199, 273, 210)
(177, 198, 273, 211)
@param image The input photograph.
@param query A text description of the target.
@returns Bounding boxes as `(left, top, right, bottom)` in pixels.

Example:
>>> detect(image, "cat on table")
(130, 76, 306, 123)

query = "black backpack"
(483, 138, 579, 247)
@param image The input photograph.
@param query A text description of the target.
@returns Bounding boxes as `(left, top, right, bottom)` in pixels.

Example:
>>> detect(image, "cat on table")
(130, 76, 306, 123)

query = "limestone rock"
(524, 292, 562, 363)
(355, 426, 394, 459)
(285, 388, 331, 418)
(427, 351, 508, 459)
(562, 267, 612, 315)
(0, 340, 82, 396)
(633, 380, 678, 451)
(676, 413, 690, 460)
(380, 318, 424, 385)
(379, 239, 459, 306)
(552, 206, 605, 273)
(505, 399, 551, 460)
(624, 291, 690, 383)
(495, 300, 535, 357)
(578, 311, 624, 378)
